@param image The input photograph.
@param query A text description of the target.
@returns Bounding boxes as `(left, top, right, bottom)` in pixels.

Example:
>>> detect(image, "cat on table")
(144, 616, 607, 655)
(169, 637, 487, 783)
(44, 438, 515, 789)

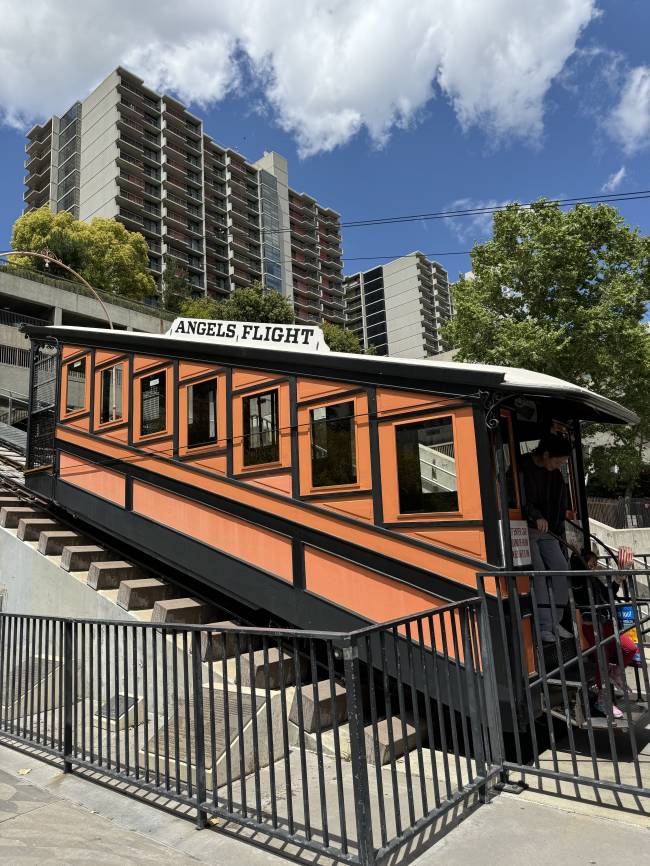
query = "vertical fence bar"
(191, 629, 208, 830)
(342, 636, 374, 866)
(63, 619, 73, 772)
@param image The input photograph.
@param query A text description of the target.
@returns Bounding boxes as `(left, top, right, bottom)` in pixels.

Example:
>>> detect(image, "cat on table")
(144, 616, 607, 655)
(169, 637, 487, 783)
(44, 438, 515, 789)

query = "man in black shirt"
(520, 434, 573, 641)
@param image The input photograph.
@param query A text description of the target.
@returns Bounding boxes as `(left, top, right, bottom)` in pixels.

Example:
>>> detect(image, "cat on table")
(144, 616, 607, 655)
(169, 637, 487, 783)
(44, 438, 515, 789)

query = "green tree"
(216, 283, 296, 324)
(179, 295, 221, 319)
(176, 281, 369, 355)
(444, 199, 650, 495)
(11, 206, 156, 300)
(321, 321, 364, 353)
(162, 254, 192, 312)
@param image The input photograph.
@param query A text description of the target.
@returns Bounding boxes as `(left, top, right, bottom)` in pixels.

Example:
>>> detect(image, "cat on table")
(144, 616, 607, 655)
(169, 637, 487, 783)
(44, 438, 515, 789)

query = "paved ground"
(0, 743, 647, 865)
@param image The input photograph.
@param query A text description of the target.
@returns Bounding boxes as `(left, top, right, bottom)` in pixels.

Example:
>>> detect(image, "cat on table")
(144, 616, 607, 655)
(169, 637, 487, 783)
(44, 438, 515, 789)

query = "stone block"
(61, 545, 113, 572)
(87, 561, 143, 590)
(289, 679, 348, 732)
(38, 530, 85, 555)
(117, 578, 178, 610)
(17, 517, 62, 541)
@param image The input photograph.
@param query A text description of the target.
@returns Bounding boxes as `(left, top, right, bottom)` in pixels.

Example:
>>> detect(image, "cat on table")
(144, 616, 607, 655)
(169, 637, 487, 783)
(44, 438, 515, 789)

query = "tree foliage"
(321, 321, 364, 353)
(444, 199, 650, 495)
(11, 207, 156, 300)
(179, 283, 367, 353)
(161, 254, 193, 312)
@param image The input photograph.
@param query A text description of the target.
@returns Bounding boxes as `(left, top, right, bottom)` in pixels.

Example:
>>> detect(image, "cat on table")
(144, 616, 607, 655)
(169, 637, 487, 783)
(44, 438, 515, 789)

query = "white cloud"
(608, 66, 650, 154)
(600, 165, 626, 193)
(445, 198, 507, 244)
(0, 0, 598, 156)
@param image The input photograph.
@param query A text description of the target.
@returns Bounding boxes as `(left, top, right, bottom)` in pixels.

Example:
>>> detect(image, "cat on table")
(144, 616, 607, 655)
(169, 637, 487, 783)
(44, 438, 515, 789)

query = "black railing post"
(476, 580, 505, 775)
(341, 636, 374, 866)
(63, 620, 73, 773)
(191, 629, 208, 829)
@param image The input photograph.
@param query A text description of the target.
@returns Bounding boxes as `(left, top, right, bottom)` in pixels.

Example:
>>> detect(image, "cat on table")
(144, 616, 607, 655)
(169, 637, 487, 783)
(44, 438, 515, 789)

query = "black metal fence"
(588, 496, 650, 529)
(0, 599, 500, 865)
(479, 567, 650, 803)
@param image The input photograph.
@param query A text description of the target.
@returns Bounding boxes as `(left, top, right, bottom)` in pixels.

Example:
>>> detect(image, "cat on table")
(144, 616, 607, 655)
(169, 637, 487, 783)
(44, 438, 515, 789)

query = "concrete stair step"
(38, 530, 87, 556)
(151, 597, 217, 625)
(316, 716, 422, 766)
(1, 506, 49, 529)
(16, 517, 63, 541)
(289, 679, 348, 733)
(87, 561, 145, 591)
(200, 622, 260, 662)
(61, 545, 114, 572)
(0, 495, 25, 508)
(232, 647, 310, 690)
(365, 716, 422, 766)
(117, 578, 179, 610)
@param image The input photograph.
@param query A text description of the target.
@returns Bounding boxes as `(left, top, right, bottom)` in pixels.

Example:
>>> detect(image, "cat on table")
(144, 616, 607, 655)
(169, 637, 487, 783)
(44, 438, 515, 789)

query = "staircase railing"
(0, 599, 498, 865)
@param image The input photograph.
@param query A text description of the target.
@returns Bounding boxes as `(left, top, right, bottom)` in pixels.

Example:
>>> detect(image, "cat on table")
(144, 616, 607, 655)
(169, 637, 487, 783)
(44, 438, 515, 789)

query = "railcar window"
(100, 364, 124, 424)
(243, 389, 279, 465)
(499, 415, 518, 510)
(140, 371, 167, 436)
(395, 417, 459, 514)
(188, 379, 217, 448)
(65, 358, 86, 412)
(310, 401, 357, 488)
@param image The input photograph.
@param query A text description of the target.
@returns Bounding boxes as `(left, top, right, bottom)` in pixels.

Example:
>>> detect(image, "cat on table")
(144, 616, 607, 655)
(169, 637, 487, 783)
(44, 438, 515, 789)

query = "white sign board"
(166, 318, 330, 354)
(509, 520, 533, 567)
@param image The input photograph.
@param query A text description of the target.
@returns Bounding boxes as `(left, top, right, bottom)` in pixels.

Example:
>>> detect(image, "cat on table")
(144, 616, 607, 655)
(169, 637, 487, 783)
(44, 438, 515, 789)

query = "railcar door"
(26, 342, 58, 476)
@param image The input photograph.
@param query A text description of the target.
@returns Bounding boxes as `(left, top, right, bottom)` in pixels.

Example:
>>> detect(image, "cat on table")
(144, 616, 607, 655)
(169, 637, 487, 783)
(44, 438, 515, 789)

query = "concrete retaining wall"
(0, 525, 134, 620)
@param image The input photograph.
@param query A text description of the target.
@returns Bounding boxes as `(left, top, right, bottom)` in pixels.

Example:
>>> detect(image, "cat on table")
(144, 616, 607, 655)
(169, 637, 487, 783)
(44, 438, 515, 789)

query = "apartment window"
(65, 358, 86, 413)
(100, 364, 124, 424)
(187, 379, 217, 448)
(310, 401, 356, 488)
(243, 390, 279, 466)
(140, 371, 167, 436)
(395, 417, 458, 514)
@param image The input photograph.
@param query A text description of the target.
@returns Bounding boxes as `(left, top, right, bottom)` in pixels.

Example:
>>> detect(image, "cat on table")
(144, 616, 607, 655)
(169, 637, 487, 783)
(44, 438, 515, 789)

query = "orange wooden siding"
(132, 479, 294, 583)
(59, 452, 126, 507)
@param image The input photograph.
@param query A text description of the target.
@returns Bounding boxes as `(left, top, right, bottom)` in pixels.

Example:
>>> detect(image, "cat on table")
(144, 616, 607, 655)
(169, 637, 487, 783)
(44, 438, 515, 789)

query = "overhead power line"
(259, 188, 650, 234)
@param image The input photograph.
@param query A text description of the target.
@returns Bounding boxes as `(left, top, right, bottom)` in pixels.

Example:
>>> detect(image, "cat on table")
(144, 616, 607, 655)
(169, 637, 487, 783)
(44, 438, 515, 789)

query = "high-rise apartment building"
(23, 67, 344, 325)
(344, 253, 452, 358)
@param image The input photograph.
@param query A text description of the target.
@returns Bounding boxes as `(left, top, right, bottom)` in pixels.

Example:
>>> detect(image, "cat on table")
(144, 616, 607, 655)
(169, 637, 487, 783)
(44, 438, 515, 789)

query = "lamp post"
(0, 248, 114, 329)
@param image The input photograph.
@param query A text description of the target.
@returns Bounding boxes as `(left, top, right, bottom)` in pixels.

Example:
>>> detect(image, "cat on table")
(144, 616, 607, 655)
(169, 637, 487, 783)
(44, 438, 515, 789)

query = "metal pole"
(191, 630, 208, 829)
(341, 637, 375, 866)
(63, 620, 73, 773)
(0, 250, 114, 329)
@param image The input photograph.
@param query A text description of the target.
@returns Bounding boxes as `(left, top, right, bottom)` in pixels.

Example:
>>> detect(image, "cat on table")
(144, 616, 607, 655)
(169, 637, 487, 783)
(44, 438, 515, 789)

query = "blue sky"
(0, 0, 649, 282)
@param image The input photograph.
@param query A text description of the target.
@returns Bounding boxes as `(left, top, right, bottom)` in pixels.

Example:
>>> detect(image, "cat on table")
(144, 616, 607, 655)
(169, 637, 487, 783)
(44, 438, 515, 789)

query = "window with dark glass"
(396, 417, 458, 514)
(65, 358, 86, 412)
(100, 364, 124, 424)
(310, 401, 357, 488)
(187, 379, 217, 448)
(243, 390, 279, 466)
(140, 371, 166, 436)
(499, 415, 518, 510)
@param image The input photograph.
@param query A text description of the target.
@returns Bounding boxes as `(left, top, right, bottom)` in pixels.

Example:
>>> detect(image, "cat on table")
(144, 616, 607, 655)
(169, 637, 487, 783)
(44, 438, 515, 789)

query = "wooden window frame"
(379, 406, 481, 524)
(133, 364, 173, 443)
(179, 373, 227, 457)
(298, 391, 371, 496)
(60, 352, 91, 421)
(94, 360, 128, 431)
(233, 381, 291, 474)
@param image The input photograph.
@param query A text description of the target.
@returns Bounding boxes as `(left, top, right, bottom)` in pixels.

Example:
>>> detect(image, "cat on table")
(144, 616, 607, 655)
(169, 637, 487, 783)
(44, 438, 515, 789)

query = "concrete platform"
(0, 743, 647, 866)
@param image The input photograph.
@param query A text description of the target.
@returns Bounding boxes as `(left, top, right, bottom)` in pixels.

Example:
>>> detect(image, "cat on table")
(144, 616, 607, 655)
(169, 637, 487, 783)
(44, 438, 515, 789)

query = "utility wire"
(255, 188, 650, 234)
